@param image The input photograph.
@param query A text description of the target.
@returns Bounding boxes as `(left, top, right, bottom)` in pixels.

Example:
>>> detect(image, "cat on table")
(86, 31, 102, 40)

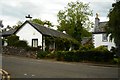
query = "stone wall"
(2, 46, 37, 58)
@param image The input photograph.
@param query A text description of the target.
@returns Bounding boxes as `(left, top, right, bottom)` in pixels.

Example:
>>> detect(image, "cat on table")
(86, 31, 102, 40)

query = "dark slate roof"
(2, 20, 74, 40)
(81, 37, 92, 45)
(93, 21, 107, 34)
(1, 29, 16, 37)
(27, 21, 71, 39)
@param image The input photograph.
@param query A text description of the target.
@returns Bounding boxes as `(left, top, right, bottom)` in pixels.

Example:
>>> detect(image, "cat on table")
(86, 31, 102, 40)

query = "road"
(2, 55, 119, 78)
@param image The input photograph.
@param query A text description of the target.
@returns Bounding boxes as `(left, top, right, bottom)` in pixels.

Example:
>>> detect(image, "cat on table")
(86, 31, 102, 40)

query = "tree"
(57, 1, 93, 43)
(32, 19, 44, 26)
(107, 1, 120, 56)
(13, 21, 23, 29)
(44, 20, 53, 27)
(32, 19, 53, 27)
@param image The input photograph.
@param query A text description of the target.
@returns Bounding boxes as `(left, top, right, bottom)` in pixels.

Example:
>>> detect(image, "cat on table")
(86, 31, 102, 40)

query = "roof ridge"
(28, 20, 68, 35)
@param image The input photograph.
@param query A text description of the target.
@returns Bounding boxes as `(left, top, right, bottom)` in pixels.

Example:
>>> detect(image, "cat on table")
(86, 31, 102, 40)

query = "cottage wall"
(16, 23, 42, 47)
(93, 34, 115, 51)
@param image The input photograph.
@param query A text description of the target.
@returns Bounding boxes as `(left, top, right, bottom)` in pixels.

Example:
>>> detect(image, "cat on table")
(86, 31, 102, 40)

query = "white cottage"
(92, 14, 115, 51)
(2, 20, 73, 51)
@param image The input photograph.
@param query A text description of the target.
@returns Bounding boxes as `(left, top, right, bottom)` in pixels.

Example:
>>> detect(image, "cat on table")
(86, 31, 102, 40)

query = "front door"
(32, 39, 38, 47)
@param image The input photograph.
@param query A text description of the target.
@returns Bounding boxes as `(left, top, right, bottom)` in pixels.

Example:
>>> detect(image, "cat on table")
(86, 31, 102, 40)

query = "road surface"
(2, 55, 119, 78)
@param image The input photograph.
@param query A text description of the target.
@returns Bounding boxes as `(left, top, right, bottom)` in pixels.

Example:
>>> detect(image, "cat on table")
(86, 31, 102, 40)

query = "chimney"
(25, 14, 32, 21)
(94, 13, 100, 32)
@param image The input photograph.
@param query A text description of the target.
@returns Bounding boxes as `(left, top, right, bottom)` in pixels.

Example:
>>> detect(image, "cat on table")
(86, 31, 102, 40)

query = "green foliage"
(46, 52, 56, 59)
(32, 19, 44, 26)
(35, 45, 114, 63)
(113, 58, 120, 64)
(44, 20, 53, 27)
(80, 44, 94, 51)
(81, 29, 92, 38)
(44, 36, 79, 51)
(57, 1, 93, 43)
(94, 46, 108, 52)
(14, 40, 28, 47)
(55, 50, 114, 62)
(107, 1, 120, 56)
(13, 21, 23, 29)
(55, 38, 71, 51)
(6, 35, 28, 48)
(37, 51, 48, 59)
(6, 35, 19, 46)
(32, 19, 53, 27)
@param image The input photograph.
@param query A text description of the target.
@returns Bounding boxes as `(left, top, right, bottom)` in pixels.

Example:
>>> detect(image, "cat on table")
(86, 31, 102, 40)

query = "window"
(102, 34, 108, 42)
(32, 39, 38, 47)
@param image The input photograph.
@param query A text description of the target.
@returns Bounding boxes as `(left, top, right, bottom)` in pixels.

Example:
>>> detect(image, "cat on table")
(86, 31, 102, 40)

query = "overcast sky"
(0, 0, 115, 28)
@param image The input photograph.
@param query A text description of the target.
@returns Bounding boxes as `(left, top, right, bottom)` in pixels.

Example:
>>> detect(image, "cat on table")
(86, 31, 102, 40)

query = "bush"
(37, 51, 48, 59)
(113, 58, 120, 64)
(94, 46, 108, 52)
(46, 52, 56, 59)
(80, 44, 94, 51)
(55, 49, 114, 62)
(6, 35, 19, 46)
(6, 35, 28, 48)
(14, 40, 28, 47)
(35, 45, 114, 63)
(55, 51, 64, 61)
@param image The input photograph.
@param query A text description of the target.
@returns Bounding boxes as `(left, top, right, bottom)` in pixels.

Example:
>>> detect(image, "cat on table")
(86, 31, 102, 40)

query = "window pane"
(102, 34, 108, 42)
(32, 39, 38, 47)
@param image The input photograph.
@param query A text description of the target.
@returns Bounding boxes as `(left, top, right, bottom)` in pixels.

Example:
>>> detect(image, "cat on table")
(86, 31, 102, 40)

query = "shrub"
(80, 44, 94, 51)
(55, 51, 64, 61)
(37, 51, 48, 59)
(113, 57, 120, 64)
(14, 40, 28, 47)
(55, 49, 114, 62)
(94, 46, 108, 52)
(6, 35, 28, 48)
(6, 35, 19, 46)
(46, 52, 56, 59)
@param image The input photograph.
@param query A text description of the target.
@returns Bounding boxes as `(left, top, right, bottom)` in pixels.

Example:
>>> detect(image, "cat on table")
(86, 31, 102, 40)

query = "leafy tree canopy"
(13, 21, 23, 29)
(57, 1, 93, 43)
(32, 19, 53, 27)
(107, 1, 120, 56)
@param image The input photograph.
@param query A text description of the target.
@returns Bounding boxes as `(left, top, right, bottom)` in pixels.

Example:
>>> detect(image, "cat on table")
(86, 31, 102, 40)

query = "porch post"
(43, 36, 46, 51)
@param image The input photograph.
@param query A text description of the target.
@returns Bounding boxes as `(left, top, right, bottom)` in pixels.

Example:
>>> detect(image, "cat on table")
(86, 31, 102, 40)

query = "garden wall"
(2, 46, 37, 58)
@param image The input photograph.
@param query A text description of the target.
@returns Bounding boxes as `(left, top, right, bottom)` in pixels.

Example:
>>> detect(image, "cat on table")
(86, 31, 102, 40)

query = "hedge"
(37, 51, 48, 59)
(55, 50, 114, 62)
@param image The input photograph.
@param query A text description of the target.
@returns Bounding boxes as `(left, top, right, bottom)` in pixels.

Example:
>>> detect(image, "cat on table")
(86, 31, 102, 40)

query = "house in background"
(1, 20, 75, 51)
(92, 13, 115, 51)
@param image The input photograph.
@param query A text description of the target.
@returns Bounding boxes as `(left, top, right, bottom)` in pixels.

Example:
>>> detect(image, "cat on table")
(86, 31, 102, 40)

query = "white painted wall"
(93, 34, 115, 51)
(16, 23, 42, 47)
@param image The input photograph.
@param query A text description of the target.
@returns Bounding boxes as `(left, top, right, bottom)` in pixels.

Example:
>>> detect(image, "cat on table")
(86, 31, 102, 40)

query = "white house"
(2, 20, 74, 51)
(92, 14, 115, 51)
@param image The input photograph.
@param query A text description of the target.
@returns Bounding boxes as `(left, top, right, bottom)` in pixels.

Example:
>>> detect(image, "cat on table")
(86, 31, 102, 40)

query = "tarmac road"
(2, 55, 119, 78)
